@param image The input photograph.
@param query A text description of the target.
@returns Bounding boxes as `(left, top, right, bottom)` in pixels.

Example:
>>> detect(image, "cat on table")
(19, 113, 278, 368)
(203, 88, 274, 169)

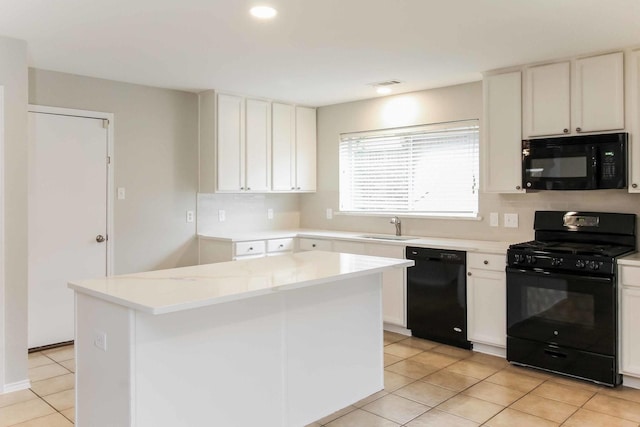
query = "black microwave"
(522, 133, 628, 190)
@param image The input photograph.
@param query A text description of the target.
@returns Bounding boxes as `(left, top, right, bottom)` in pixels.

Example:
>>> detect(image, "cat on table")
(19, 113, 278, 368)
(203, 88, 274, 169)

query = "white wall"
(29, 69, 199, 274)
(0, 36, 29, 391)
(300, 82, 640, 243)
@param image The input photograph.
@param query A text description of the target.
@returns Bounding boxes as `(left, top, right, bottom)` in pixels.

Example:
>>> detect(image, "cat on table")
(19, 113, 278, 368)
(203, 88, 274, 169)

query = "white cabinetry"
(199, 237, 294, 263)
(467, 252, 506, 351)
(482, 71, 524, 193)
(332, 240, 406, 327)
(628, 50, 640, 192)
(295, 106, 317, 192)
(298, 238, 332, 252)
(216, 93, 271, 192)
(619, 265, 640, 378)
(524, 52, 624, 138)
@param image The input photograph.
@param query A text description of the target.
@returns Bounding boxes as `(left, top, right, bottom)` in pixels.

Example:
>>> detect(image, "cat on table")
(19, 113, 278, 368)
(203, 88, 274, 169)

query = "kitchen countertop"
(198, 228, 512, 254)
(68, 251, 413, 315)
(617, 252, 640, 266)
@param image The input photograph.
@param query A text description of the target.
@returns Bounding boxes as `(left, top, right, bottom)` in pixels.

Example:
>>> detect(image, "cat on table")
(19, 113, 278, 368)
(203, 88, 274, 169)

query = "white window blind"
(339, 120, 479, 215)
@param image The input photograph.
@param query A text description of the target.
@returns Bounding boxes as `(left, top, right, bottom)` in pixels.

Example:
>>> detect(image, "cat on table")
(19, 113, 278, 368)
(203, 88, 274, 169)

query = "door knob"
(96, 235, 106, 243)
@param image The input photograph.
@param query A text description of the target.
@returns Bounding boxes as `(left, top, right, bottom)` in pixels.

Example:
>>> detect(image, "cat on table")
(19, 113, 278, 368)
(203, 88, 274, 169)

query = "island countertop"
(68, 251, 413, 315)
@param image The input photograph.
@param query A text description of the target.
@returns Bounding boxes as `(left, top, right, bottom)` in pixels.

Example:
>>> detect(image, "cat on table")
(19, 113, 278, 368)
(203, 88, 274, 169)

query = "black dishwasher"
(405, 247, 470, 349)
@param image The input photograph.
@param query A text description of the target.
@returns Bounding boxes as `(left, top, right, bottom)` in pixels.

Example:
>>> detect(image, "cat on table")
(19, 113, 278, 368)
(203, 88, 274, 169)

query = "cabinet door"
(365, 244, 406, 327)
(467, 268, 506, 347)
(272, 103, 295, 191)
(298, 238, 332, 251)
(217, 94, 244, 191)
(332, 240, 366, 255)
(629, 50, 640, 192)
(524, 61, 571, 137)
(621, 286, 640, 376)
(295, 106, 317, 191)
(482, 72, 524, 193)
(245, 99, 271, 192)
(574, 52, 624, 134)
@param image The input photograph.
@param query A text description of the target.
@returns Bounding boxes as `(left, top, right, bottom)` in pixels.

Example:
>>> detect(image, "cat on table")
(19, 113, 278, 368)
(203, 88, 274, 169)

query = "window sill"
(336, 211, 482, 221)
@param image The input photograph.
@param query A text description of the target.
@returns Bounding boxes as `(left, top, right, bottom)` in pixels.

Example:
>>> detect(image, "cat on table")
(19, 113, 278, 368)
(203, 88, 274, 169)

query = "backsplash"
(197, 193, 301, 235)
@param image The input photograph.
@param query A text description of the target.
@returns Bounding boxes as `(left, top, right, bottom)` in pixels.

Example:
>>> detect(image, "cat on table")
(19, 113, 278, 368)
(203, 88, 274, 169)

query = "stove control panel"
(507, 250, 613, 275)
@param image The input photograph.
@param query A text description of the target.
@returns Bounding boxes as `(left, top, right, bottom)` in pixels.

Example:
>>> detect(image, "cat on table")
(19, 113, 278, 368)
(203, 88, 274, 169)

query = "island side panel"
(75, 292, 133, 427)
(132, 293, 286, 427)
(285, 273, 384, 426)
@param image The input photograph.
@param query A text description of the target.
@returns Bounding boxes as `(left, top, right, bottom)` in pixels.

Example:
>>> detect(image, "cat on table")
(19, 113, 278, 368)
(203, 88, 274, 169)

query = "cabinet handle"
(247, 187, 251, 190)
(297, 187, 301, 190)
(279, 244, 284, 248)
(467, 272, 472, 276)
(240, 187, 244, 190)
(483, 260, 489, 265)
(516, 185, 521, 190)
(576, 127, 582, 133)
(249, 247, 253, 251)
(312, 244, 316, 248)
(633, 183, 638, 189)
(563, 128, 569, 134)
(291, 187, 295, 190)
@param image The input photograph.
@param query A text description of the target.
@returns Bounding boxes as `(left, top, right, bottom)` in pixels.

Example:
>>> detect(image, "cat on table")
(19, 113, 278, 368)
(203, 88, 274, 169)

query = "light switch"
(504, 213, 519, 228)
(326, 208, 333, 220)
(94, 331, 107, 351)
(489, 212, 499, 227)
(117, 187, 125, 200)
(218, 210, 226, 222)
(267, 208, 274, 220)
(186, 211, 194, 223)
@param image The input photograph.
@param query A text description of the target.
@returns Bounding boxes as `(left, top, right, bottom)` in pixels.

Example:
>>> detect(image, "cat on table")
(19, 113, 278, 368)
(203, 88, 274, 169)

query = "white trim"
(471, 342, 506, 358)
(622, 375, 640, 390)
(28, 105, 115, 276)
(0, 86, 5, 390)
(1, 379, 31, 394)
(382, 323, 411, 336)
(336, 211, 483, 221)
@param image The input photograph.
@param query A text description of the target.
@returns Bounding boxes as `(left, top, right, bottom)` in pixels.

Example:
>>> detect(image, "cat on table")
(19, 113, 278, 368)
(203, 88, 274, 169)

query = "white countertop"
(68, 251, 413, 315)
(198, 228, 511, 254)
(617, 252, 640, 266)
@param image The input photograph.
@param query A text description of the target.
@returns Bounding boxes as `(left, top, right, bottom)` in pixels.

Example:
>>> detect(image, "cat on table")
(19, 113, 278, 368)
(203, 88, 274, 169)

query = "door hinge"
(102, 119, 110, 128)
(107, 156, 111, 165)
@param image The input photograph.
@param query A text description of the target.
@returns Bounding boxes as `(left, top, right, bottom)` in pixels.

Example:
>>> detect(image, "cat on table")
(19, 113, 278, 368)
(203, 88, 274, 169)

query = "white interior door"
(28, 111, 109, 348)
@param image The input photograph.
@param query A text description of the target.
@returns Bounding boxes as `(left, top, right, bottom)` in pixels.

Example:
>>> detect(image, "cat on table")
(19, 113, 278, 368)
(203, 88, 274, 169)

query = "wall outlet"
(267, 208, 274, 220)
(94, 331, 107, 351)
(218, 209, 226, 222)
(186, 210, 194, 223)
(117, 187, 125, 200)
(326, 208, 333, 220)
(489, 212, 499, 227)
(504, 213, 519, 228)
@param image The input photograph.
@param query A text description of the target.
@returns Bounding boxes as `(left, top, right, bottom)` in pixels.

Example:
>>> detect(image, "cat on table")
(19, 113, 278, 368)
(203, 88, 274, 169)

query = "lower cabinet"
(466, 252, 506, 348)
(199, 237, 294, 263)
(619, 265, 640, 378)
(332, 240, 406, 327)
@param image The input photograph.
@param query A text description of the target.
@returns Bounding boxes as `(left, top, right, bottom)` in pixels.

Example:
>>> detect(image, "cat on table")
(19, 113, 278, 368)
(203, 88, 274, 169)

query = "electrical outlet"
(504, 213, 519, 228)
(218, 210, 226, 222)
(94, 331, 107, 351)
(267, 208, 274, 220)
(489, 212, 499, 227)
(117, 187, 125, 200)
(326, 208, 333, 220)
(186, 211, 194, 223)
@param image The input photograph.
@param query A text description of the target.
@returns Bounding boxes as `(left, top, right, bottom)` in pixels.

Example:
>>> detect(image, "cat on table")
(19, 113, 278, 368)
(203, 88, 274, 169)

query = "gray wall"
(300, 81, 640, 243)
(29, 69, 199, 274)
(0, 36, 28, 389)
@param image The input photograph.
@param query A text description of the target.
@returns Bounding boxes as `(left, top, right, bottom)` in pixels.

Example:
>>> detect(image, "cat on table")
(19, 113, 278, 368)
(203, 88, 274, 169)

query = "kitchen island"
(68, 251, 412, 427)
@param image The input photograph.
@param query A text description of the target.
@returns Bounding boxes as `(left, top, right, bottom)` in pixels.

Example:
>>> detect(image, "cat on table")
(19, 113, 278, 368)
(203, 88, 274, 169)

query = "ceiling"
(1, 0, 639, 106)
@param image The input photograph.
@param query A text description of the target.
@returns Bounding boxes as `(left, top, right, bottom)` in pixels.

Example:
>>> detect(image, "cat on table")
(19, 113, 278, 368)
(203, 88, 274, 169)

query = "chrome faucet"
(390, 216, 401, 236)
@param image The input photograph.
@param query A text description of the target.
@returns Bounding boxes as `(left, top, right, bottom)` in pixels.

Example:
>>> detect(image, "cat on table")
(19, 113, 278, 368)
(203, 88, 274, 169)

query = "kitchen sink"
(358, 234, 419, 241)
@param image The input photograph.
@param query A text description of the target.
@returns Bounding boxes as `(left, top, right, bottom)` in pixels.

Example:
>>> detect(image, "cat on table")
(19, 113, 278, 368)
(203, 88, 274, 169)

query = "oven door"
(522, 140, 596, 190)
(506, 267, 615, 355)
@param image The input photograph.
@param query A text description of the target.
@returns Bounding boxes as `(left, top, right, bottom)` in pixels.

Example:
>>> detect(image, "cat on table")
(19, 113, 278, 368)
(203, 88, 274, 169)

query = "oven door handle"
(544, 348, 568, 359)
(506, 267, 613, 284)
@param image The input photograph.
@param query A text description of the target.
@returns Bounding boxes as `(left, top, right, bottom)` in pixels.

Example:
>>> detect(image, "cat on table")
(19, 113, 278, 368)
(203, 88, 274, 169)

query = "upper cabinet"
(271, 104, 317, 192)
(199, 91, 316, 193)
(524, 52, 624, 138)
(482, 71, 524, 193)
(628, 50, 640, 192)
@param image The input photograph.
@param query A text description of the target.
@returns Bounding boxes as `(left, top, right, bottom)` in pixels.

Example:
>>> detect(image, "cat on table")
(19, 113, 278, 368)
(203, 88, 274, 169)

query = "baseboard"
(471, 342, 506, 358)
(622, 375, 640, 390)
(1, 379, 31, 394)
(383, 323, 411, 336)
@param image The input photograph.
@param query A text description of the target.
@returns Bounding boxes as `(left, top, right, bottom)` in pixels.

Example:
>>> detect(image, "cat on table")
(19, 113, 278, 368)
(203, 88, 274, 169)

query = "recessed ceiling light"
(376, 87, 392, 95)
(250, 6, 277, 19)
(369, 80, 401, 95)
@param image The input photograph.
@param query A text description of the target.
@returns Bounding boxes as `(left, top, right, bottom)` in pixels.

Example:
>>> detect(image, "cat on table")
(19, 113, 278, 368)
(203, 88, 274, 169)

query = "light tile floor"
(2, 333, 640, 426)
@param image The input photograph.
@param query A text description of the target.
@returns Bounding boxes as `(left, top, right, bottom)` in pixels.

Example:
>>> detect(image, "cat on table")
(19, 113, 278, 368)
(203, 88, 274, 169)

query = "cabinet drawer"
(234, 241, 265, 257)
(267, 238, 294, 253)
(298, 238, 332, 251)
(467, 253, 506, 271)
(621, 266, 640, 287)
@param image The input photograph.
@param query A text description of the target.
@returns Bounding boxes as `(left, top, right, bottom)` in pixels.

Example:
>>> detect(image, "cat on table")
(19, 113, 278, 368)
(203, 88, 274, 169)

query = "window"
(339, 120, 479, 216)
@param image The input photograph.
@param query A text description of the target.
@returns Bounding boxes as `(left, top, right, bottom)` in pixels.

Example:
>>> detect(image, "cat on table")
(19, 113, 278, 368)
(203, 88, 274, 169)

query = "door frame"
(28, 105, 115, 276)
